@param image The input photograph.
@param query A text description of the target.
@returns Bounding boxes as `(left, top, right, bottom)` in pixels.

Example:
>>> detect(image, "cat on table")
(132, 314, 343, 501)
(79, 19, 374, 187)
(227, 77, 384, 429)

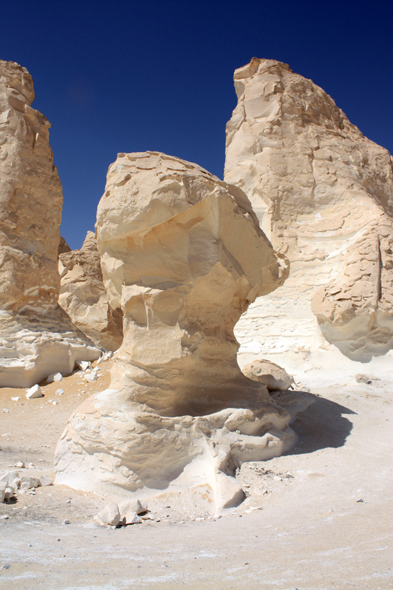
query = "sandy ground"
(0, 359, 392, 590)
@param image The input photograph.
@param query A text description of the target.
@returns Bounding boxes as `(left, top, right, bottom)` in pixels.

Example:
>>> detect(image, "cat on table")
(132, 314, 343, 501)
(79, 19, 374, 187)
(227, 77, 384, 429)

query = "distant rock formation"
(59, 231, 123, 351)
(0, 60, 100, 387)
(55, 152, 312, 514)
(225, 58, 393, 371)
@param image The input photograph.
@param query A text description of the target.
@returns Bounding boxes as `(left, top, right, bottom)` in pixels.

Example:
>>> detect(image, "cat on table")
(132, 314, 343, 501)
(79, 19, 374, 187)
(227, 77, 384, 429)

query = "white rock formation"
(225, 58, 393, 378)
(55, 152, 312, 515)
(242, 359, 293, 391)
(59, 231, 123, 351)
(0, 61, 101, 387)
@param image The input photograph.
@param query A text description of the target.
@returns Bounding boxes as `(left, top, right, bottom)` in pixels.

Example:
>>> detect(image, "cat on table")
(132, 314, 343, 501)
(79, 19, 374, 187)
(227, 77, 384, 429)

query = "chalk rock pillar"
(225, 58, 393, 369)
(0, 60, 100, 387)
(55, 152, 293, 513)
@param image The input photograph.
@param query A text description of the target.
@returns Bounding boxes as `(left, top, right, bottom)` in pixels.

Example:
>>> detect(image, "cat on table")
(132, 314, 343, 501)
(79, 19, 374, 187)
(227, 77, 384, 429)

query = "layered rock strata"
(225, 58, 393, 371)
(55, 152, 309, 514)
(59, 231, 123, 351)
(0, 60, 100, 387)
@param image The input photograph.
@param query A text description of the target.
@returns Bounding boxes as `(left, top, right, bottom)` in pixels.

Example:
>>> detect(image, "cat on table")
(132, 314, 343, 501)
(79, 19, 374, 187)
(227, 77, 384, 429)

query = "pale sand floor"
(0, 359, 392, 589)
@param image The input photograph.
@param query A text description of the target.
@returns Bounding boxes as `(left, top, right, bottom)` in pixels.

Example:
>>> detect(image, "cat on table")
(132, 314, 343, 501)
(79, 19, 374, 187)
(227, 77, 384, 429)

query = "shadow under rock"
(280, 391, 356, 455)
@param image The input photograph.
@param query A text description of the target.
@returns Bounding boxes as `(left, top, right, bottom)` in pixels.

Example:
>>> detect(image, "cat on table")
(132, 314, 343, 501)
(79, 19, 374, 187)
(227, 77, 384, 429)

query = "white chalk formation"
(0, 60, 100, 387)
(55, 152, 310, 515)
(225, 58, 393, 377)
(59, 231, 123, 351)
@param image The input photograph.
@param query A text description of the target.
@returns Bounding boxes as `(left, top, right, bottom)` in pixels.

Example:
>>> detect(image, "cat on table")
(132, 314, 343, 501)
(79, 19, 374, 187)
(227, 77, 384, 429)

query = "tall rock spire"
(225, 58, 393, 372)
(0, 60, 100, 386)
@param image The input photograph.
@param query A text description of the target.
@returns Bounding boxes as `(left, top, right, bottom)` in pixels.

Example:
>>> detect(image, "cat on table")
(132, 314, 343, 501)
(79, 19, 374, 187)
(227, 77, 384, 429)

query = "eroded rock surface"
(55, 152, 308, 515)
(59, 231, 123, 351)
(242, 359, 294, 391)
(0, 60, 100, 387)
(225, 58, 393, 369)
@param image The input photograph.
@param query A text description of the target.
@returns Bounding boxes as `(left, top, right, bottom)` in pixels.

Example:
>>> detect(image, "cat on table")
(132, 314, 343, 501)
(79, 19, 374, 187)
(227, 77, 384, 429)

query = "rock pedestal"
(55, 152, 301, 514)
(0, 60, 100, 387)
(225, 58, 393, 374)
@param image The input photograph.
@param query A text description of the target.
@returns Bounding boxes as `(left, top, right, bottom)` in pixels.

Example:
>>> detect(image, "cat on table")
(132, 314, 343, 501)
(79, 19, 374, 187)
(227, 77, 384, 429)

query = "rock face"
(0, 60, 100, 387)
(54, 152, 309, 514)
(59, 231, 123, 351)
(225, 58, 393, 372)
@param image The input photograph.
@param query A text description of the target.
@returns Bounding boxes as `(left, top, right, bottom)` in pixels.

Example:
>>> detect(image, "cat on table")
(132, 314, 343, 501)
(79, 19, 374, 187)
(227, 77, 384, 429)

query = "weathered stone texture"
(225, 58, 393, 367)
(55, 152, 311, 515)
(59, 231, 123, 351)
(0, 60, 99, 387)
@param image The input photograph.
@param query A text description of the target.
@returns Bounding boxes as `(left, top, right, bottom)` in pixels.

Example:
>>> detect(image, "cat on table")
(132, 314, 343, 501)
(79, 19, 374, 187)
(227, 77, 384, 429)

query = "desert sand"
(1, 358, 391, 589)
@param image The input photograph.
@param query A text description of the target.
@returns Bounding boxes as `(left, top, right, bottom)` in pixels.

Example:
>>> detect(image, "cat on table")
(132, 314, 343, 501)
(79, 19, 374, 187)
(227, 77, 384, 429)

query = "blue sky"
(2, 0, 392, 249)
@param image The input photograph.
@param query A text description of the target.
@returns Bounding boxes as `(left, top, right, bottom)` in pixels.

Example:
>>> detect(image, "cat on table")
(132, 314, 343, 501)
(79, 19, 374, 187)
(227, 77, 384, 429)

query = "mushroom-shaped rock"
(55, 152, 293, 515)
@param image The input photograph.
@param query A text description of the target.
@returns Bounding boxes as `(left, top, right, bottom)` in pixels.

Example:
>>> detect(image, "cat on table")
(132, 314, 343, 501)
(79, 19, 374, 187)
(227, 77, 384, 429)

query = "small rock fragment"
(38, 475, 52, 487)
(14, 461, 25, 469)
(11, 397, 20, 402)
(55, 389, 64, 396)
(76, 360, 91, 371)
(26, 385, 43, 399)
(47, 372, 63, 383)
(20, 476, 40, 490)
(94, 503, 120, 527)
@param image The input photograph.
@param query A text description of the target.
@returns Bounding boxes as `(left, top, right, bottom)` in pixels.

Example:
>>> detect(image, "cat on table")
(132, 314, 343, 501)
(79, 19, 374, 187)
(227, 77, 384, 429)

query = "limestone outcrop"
(59, 231, 123, 351)
(0, 60, 100, 387)
(55, 152, 311, 514)
(225, 58, 393, 372)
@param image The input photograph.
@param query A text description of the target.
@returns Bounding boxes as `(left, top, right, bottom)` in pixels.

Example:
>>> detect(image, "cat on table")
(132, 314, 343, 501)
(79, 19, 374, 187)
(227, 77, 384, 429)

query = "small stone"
(141, 513, 155, 521)
(47, 372, 63, 383)
(1, 564, 11, 570)
(129, 513, 142, 524)
(11, 397, 20, 401)
(52, 401, 58, 405)
(84, 371, 98, 382)
(55, 389, 64, 396)
(2, 408, 9, 413)
(26, 385, 43, 399)
(76, 360, 91, 371)
(94, 503, 120, 527)
(27, 463, 36, 469)
(273, 475, 282, 482)
(38, 475, 52, 487)
(0, 514, 9, 519)
(356, 498, 364, 503)
(20, 476, 40, 490)
(63, 519, 71, 525)
(14, 461, 25, 469)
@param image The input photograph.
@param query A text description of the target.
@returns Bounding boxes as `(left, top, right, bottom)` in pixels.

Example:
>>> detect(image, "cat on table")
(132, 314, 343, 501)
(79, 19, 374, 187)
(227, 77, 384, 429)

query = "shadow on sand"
(284, 391, 356, 455)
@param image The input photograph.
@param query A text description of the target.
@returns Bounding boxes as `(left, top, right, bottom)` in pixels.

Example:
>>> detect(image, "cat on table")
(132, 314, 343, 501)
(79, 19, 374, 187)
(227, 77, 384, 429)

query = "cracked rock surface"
(0, 60, 100, 387)
(225, 58, 393, 372)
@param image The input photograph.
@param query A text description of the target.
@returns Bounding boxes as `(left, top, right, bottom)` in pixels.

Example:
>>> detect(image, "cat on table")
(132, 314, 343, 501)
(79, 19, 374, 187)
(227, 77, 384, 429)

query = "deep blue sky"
(2, 0, 392, 249)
